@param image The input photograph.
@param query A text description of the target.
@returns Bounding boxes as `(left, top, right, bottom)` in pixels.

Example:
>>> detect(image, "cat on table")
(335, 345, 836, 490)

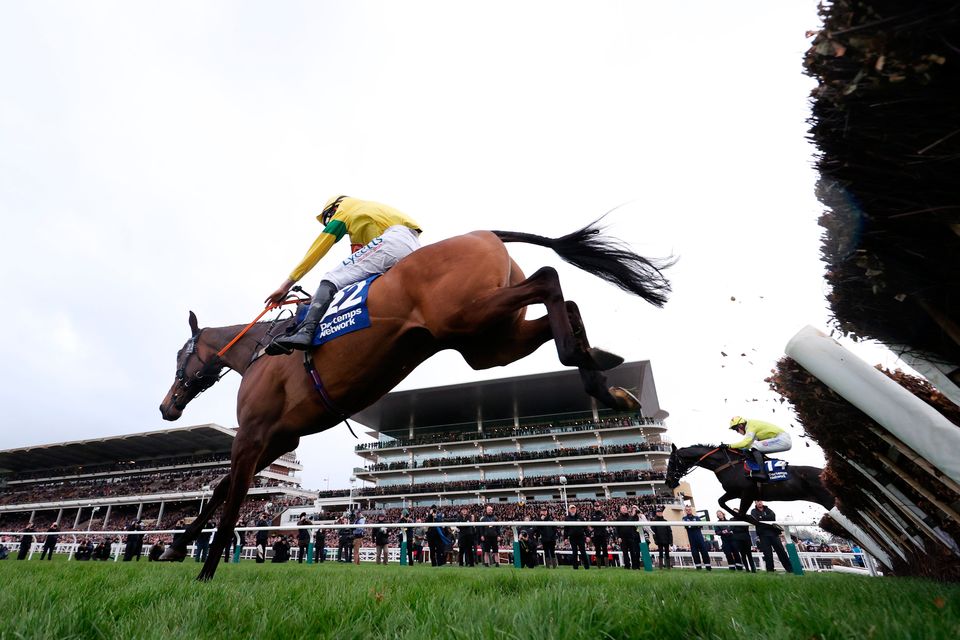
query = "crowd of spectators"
(363, 442, 670, 472)
(1, 453, 232, 483)
(1, 495, 864, 574)
(355, 416, 664, 452)
(317, 470, 667, 499)
(0, 469, 302, 507)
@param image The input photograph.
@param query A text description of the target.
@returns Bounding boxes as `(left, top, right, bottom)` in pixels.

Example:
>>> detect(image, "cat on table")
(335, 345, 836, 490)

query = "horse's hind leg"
(462, 266, 619, 371)
(564, 300, 640, 411)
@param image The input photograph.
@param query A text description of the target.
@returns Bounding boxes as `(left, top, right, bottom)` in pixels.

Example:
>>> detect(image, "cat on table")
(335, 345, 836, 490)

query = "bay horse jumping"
(159, 223, 671, 580)
(665, 444, 835, 526)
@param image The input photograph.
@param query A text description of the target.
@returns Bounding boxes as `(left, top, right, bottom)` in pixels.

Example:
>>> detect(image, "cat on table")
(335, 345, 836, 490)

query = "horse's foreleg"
(718, 492, 739, 520)
(196, 440, 263, 581)
(160, 475, 231, 561)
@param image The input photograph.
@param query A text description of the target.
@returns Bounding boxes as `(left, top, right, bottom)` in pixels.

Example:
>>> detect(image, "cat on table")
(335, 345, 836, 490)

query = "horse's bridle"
(174, 330, 226, 404)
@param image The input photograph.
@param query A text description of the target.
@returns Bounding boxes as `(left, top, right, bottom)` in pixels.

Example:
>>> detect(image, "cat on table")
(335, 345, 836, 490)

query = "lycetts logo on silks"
(312, 275, 379, 346)
(341, 237, 384, 267)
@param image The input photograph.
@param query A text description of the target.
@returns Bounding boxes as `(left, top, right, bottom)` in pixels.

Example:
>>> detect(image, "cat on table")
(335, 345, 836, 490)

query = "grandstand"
(0, 424, 315, 532)
(318, 362, 694, 528)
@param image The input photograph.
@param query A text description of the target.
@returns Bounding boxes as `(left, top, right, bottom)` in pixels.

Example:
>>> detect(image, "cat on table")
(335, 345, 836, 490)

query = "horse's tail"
(491, 220, 674, 307)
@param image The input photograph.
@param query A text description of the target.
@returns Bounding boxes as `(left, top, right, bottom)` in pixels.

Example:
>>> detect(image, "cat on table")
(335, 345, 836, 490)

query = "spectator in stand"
(352, 513, 366, 565)
(17, 524, 34, 560)
(457, 507, 476, 567)
(616, 504, 639, 570)
(715, 511, 742, 570)
(374, 515, 390, 564)
(534, 507, 558, 569)
(682, 506, 712, 571)
(314, 525, 326, 563)
(591, 502, 609, 568)
(40, 522, 59, 561)
(479, 505, 500, 568)
(255, 513, 270, 564)
(564, 504, 590, 570)
(751, 501, 792, 573)
(296, 513, 311, 564)
(651, 507, 673, 569)
(148, 538, 166, 561)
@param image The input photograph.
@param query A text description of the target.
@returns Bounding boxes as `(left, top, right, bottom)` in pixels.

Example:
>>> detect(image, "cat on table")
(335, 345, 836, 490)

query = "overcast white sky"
(0, 1, 911, 522)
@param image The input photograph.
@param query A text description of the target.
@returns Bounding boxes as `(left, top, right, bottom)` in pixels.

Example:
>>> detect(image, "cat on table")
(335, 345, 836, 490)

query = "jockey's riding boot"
(750, 449, 768, 481)
(268, 281, 338, 354)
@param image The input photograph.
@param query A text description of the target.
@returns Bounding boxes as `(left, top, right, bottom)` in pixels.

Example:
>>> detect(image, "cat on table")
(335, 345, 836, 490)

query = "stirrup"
(265, 340, 293, 356)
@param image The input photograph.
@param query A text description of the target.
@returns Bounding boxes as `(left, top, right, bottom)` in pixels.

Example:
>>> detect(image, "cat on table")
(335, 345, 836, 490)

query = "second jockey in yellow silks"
(265, 196, 423, 354)
(728, 416, 792, 481)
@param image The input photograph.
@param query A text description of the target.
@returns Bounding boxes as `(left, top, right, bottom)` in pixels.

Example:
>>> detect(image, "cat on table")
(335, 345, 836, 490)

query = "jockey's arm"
(265, 221, 347, 306)
(729, 428, 756, 450)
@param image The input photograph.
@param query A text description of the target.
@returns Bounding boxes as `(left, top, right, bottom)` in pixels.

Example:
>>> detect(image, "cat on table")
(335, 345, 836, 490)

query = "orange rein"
(215, 297, 305, 358)
(695, 447, 721, 465)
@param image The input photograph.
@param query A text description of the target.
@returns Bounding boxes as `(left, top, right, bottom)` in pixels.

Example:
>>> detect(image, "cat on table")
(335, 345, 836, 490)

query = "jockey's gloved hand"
(265, 278, 296, 306)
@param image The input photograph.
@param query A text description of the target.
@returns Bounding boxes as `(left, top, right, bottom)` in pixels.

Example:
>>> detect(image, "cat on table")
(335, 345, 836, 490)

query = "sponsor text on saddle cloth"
(294, 275, 379, 346)
(744, 458, 789, 482)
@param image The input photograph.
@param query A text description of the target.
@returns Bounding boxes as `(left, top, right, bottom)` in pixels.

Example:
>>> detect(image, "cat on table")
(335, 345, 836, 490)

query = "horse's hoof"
(587, 347, 624, 371)
(159, 547, 186, 562)
(609, 386, 641, 411)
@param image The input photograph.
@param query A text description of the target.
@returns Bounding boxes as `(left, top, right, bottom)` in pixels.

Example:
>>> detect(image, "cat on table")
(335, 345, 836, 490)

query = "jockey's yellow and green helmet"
(729, 416, 747, 430)
(320, 195, 348, 225)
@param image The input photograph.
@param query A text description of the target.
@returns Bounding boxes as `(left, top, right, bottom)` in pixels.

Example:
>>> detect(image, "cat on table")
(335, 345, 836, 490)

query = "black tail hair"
(492, 219, 674, 307)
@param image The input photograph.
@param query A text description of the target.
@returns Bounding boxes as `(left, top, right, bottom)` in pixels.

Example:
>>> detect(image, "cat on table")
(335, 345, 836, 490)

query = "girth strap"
(302, 352, 358, 439)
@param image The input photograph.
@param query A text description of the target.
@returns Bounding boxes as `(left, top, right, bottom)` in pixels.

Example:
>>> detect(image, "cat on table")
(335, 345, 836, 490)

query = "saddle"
(743, 458, 789, 483)
(293, 275, 379, 346)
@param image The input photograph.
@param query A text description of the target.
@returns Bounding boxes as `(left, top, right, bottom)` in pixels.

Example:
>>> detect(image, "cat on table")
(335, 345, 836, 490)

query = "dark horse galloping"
(159, 223, 671, 580)
(665, 444, 835, 525)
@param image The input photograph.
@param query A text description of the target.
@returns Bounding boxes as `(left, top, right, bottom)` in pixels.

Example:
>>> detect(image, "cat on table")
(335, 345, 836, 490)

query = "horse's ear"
(671, 443, 677, 453)
(188, 311, 200, 336)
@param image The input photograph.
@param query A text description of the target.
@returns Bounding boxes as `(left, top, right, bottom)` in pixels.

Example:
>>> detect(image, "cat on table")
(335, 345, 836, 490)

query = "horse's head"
(665, 443, 684, 488)
(159, 311, 225, 421)
(665, 443, 717, 488)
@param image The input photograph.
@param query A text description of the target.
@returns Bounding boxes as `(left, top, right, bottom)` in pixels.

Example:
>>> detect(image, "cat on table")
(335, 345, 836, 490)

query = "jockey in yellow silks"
(728, 416, 792, 481)
(265, 196, 422, 354)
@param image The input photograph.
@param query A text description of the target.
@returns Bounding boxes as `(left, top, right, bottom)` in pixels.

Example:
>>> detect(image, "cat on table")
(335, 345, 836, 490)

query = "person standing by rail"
(751, 501, 793, 573)
(682, 506, 712, 571)
(534, 507, 558, 569)
(651, 507, 673, 569)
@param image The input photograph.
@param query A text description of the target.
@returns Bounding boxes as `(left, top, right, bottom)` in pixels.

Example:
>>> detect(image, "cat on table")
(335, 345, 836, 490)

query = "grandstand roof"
(0, 423, 236, 474)
(353, 361, 665, 436)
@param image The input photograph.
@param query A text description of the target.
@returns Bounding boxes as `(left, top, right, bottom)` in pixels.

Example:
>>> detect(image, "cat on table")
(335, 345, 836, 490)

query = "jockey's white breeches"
(323, 225, 421, 290)
(753, 432, 792, 453)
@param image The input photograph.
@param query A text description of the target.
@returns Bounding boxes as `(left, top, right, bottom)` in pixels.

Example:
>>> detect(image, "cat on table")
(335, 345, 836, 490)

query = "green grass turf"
(0, 558, 957, 640)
